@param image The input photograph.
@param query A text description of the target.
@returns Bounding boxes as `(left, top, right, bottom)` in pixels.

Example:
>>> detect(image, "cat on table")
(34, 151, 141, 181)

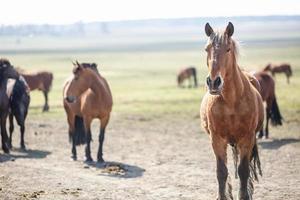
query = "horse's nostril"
(214, 76, 222, 88)
(206, 76, 211, 86)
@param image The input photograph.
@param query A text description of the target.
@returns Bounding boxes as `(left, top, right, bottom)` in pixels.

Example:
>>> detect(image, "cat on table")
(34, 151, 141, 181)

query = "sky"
(1, 0, 299, 25)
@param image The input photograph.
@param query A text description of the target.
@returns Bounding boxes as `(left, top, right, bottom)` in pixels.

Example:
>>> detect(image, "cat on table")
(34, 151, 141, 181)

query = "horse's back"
(254, 71, 275, 101)
(21, 71, 53, 91)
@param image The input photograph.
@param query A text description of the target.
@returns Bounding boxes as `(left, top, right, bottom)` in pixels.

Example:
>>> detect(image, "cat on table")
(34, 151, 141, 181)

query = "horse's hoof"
(84, 157, 94, 164)
(3, 145, 10, 154)
(96, 161, 106, 168)
(97, 157, 105, 163)
(21, 145, 26, 151)
(71, 155, 77, 161)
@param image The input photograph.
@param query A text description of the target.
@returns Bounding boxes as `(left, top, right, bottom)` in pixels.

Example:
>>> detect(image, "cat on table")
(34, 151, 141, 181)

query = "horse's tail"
(270, 97, 283, 126)
(192, 68, 198, 87)
(73, 115, 86, 145)
(250, 142, 262, 181)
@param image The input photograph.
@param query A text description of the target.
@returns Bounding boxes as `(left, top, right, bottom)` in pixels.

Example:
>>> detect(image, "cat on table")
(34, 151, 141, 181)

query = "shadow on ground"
(86, 161, 145, 179)
(0, 148, 51, 163)
(258, 138, 300, 150)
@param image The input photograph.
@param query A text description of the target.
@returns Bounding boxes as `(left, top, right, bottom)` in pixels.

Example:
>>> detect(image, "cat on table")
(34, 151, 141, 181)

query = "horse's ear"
(73, 61, 83, 74)
(225, 22, 234, 37)
(91, 63, 97, 68)
(205, 23, 214, 37)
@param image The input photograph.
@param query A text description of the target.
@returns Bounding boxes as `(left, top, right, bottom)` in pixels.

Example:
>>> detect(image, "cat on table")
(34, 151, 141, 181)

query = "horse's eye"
(227, 48, 230, 52)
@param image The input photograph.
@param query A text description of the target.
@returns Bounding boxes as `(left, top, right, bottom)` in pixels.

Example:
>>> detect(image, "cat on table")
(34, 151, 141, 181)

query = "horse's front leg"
(8, 113, 14, 149)
(237, 137, 254, 200)
(85, 129, 93, 162)
(97, 116, 110, 163)
(212, 135, 232, 200)
(1, 114, 10, 153)
(42, 91, 49, 112)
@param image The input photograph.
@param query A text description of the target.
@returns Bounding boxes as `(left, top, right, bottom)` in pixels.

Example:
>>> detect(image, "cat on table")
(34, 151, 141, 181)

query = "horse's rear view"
(63, 62, 112, 163)
(200, 23, 264, 200)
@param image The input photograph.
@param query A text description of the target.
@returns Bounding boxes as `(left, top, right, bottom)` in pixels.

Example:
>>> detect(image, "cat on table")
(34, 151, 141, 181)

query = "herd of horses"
(0, 22, 293, 199)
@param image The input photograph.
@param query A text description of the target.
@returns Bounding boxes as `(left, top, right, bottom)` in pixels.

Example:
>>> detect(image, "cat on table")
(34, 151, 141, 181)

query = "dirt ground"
(1, 114, 300, 200)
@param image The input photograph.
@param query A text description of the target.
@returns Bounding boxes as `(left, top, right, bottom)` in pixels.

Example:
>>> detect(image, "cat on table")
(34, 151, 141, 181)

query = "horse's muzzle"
(65, 96, 76, 103)
(206, 75, 223, 95)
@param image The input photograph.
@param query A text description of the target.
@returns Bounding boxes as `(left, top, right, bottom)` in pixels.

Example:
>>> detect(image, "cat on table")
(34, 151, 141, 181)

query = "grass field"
(2, 34, 300, 124)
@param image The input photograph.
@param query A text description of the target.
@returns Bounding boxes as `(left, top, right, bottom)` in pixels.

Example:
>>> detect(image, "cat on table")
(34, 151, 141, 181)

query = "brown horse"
(263, 63, 292, 84)
(200, 23, 264, 200)
(19, 70, 53, 111)
(63, 61, 112, 163)
(177, 66, 198, 88)
(254, 71, 282, 138)
(0, 58, 20, 153)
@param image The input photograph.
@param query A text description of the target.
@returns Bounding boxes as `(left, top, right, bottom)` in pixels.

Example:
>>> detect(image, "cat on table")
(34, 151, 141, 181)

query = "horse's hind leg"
(20, 124, 26, 150)
(212, 136, 233, 200)
(97, 115, 110, 163)
(42, 91, 49, 112)
(265, 108, 270, 139)
(8, 113, 14, 149)
(1, 114, 10, 153)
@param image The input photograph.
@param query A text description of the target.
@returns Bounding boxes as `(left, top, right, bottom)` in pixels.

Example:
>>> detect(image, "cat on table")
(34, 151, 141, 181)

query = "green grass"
(1, 33, 300, 124)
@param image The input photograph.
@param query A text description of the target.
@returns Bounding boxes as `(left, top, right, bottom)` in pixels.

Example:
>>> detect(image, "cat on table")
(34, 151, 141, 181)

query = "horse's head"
(177, 74, 183, 86)
(65, 61, 95, 103)
(0, 58, 19, 79)
(263, 64, 272, 72)
(204, 22, 236, 95)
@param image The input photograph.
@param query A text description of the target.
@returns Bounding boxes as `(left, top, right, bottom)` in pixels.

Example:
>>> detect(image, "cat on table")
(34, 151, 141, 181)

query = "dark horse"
(254, 71, 282, 139)
(0, 58, 19, 153)
(7, 76, 30, 150)
(19, 70, 53, 111)
(263, 63, 292, 84)
(177, 66, 198, 88)
(200, 23, 263, 200)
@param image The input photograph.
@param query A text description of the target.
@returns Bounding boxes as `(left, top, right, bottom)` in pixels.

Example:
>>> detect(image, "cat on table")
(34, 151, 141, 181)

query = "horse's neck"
(222, 57, 245, 105)
(88, 72, 106, 97)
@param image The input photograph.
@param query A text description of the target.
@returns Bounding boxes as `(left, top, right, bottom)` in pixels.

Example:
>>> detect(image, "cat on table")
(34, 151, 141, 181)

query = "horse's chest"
(209, 100, 254, 132)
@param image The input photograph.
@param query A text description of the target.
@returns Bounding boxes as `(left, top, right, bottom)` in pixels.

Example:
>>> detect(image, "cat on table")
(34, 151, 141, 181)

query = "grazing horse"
(63, 61, 113, 163)
(177, 66, 198, 88)
(200, 23, 264, 200)
(0, 58, 19, 153)
(7, 76, 30, 150)
(263, 63, 292, 84)
(254, 71, 282, 139)
(19, 70, 53, 111)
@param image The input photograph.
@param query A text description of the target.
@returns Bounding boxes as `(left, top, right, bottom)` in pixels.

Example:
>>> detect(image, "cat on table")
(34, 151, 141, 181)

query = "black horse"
(8, 76, 30, 150)
(0, 58, 19, 153)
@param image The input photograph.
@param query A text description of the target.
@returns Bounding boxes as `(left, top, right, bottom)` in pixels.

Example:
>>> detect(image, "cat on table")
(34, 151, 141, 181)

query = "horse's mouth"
(209, 89, 221, 95)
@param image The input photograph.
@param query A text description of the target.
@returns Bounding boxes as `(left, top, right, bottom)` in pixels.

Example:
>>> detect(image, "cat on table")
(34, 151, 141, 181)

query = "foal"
(177, 66, 198, 88)
(63, 62, 112, 163)
(263, 63, 292, 84)
(200, 23, 264, 200)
